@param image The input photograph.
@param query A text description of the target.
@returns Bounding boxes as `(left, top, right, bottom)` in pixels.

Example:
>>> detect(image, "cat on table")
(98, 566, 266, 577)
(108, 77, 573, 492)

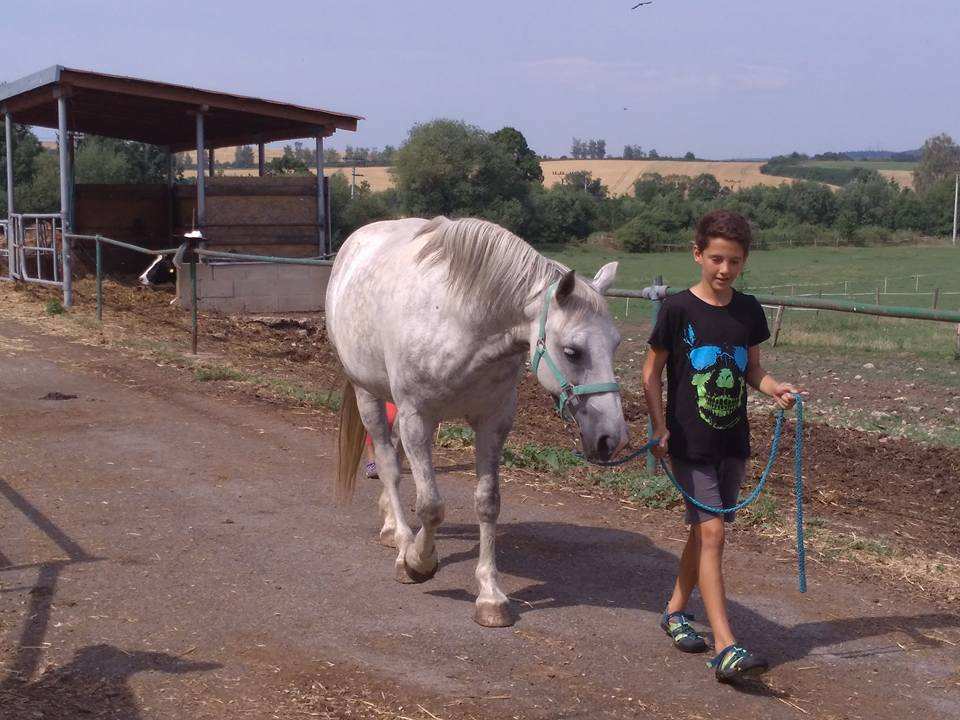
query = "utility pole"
(350, 155, 364, 199)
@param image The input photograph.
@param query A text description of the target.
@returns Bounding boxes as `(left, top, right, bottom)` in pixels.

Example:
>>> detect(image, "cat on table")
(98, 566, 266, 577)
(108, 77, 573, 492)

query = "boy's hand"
(651, 428, 670, 459)
(772, 383, 802, 410)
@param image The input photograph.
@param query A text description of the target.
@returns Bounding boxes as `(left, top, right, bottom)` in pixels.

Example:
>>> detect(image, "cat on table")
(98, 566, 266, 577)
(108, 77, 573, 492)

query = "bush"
(851, 225, 892, 245)
(614, 217, 673, 253)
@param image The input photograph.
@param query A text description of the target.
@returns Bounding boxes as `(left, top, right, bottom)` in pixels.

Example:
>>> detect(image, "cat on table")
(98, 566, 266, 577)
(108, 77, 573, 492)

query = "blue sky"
(3, 0, 958, 158)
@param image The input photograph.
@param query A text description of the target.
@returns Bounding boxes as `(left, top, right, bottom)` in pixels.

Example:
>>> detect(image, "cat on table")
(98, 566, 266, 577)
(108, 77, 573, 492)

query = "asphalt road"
(1, 318, 958, 719)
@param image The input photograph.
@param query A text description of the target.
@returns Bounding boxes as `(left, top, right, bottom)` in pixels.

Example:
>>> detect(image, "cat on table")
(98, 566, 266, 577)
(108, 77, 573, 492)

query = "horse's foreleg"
(354, 388, 413, 552)
(397, 410, 442, 583)
(470, 409, 516, 628)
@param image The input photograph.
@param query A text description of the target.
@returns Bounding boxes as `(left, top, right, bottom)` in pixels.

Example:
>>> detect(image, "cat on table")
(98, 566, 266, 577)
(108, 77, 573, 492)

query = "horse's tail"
(336, 381, 366, 503)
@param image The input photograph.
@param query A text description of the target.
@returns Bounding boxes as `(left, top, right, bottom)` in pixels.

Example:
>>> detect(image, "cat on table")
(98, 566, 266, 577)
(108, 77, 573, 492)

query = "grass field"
(796, 159, 916, 189)
(802, 160, 918, 171)
(546, 242, 960, 360)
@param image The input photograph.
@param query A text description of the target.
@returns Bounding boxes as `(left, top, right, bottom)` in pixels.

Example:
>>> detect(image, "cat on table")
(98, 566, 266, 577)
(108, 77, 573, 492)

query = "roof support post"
(315, 132, 326, 256)
(4, 113, 15, 275)
(166, 147, 175, 240)
(4, 113, 13, 217)
(195, 111, 205, 232)
(208, 147, 214, 178)
(258, 142, 265, 177)
(57, 93, 73, 307)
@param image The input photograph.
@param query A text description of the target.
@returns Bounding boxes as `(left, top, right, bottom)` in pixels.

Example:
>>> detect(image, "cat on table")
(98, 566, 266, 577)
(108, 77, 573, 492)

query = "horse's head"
(529, 263, 628, 462)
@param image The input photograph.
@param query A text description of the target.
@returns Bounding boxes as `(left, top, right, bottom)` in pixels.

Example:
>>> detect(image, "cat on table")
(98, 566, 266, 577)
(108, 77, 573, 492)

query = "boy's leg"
(665, 524, 699, 614)
(696, 517, 736, 650)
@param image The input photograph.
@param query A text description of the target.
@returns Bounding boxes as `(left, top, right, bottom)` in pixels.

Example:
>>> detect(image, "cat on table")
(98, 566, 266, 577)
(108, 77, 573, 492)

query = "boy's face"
(694, 236, 746, 292)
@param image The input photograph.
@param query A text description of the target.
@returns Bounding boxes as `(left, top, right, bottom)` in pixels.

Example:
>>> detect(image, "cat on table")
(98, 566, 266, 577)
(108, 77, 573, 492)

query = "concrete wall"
(179, 261, 330, 314)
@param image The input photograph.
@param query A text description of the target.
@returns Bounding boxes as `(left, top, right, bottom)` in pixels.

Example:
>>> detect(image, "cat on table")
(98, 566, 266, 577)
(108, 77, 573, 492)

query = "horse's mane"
(414, 217, 604, 321)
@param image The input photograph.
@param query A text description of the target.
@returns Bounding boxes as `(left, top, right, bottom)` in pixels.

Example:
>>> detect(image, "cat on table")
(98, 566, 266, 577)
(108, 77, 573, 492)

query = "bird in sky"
(632, 1, 653, 7)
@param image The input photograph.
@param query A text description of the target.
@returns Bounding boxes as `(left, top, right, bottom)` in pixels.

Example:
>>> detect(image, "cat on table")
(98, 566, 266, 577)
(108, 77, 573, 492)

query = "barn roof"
(0, 66, 361, 151)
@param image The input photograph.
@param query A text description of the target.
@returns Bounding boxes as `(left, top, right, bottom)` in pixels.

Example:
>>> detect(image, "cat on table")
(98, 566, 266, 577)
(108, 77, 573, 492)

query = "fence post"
(186, 234, 199, 354)
(647, 274, 663, 475)
(95, 237, 102, 322)
(875, 288, 881, 305)
(933, 288, 940, 309)
(772, 305, 785, 347)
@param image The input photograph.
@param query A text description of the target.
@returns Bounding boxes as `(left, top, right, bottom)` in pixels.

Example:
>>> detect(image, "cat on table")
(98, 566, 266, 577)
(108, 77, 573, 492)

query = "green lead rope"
(658, 397, 807, 592)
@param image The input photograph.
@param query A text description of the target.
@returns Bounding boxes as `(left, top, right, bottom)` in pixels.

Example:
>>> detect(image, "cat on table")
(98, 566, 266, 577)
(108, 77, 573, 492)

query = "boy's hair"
(694, 210, 752, 255)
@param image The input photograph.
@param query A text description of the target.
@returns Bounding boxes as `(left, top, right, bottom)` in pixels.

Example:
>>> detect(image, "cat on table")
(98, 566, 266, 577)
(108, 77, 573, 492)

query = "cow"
(138, 230, 200, 303)
(138, 254, 177, 286)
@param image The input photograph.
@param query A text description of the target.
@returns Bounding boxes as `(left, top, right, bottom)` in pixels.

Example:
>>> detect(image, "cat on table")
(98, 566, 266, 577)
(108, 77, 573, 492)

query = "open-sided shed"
(0, 65, 362, 311)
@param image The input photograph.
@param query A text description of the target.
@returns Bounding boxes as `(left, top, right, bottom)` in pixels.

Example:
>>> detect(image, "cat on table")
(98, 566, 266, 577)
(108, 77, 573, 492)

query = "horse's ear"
(592, 261, 618, 294)
(555, 269, 576, 304)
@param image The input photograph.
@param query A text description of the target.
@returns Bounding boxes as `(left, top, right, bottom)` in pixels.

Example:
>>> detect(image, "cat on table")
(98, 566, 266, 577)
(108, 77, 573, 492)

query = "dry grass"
(182, 157, 814, 195)
(541, 159, 793, 195)
(878, 169, 915, 189)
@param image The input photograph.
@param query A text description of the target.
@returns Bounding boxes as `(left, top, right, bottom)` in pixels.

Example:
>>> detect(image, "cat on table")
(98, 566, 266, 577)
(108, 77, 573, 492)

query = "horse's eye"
(563, 347, 580, 360)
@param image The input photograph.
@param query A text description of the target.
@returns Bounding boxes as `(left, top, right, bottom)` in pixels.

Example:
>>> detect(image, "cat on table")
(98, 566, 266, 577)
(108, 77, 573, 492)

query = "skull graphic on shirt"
(683, 323, 747, 430)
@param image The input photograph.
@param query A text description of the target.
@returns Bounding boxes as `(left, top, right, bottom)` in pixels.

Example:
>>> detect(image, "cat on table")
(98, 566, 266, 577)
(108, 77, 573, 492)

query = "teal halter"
(530, 280, 622, 420)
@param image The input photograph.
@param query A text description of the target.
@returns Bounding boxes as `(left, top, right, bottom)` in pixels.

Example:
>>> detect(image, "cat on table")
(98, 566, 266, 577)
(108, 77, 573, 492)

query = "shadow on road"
(432, 521, 960, 674)
(0, 644, 221, 719)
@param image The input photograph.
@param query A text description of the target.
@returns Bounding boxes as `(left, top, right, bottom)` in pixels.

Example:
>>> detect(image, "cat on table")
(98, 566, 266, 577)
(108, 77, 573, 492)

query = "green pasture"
(800, 159, 917, 172)
(545, 242, 960, 362)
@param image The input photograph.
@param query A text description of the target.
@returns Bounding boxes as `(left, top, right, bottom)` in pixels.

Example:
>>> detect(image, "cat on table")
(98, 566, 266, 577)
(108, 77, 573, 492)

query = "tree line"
(3, 121, 958, 254)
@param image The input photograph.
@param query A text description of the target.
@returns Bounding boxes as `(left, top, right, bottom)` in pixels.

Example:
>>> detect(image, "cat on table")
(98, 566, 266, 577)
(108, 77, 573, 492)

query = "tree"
(267, 146, 311, 175)
(913, 133, 960, 195)
(687, 173, 721, 202)
(623, 144, 644, 160)
(490, 127, 543, 183)
(75, 136, 134, 183)
(392, 119, 530, 225)
(571, 138, 585, 159)
(647, 148, 660, 160)
(234, 145, 255, 168)
(683, 151, 696, 161)
(563, 170, 607, 199)
(0, 124, 44, 215)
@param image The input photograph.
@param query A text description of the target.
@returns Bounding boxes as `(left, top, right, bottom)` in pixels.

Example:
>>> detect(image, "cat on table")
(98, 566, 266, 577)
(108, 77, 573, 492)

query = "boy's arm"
(746, 345, 802, 409)
(643, 347, 670, 457)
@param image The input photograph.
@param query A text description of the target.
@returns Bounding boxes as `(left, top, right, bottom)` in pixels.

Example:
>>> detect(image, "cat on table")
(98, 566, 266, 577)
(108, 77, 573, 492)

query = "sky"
(3, 0, 959, 159)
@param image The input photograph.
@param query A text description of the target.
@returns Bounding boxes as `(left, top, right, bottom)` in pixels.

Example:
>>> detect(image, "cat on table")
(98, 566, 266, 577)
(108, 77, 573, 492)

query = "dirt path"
(1, 317, 959, 720)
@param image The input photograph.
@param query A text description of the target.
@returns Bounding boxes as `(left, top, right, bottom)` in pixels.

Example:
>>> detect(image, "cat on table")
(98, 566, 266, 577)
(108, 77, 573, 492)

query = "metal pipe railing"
(195, 248, 334, 266)
(605, 287, 960, 324)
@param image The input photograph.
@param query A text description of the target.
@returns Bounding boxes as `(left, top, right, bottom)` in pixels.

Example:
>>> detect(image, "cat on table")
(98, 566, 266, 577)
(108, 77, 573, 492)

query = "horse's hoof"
(379, 526, 398, 548)
(473, 600, 516, 628)
(394, 548, 439, 584)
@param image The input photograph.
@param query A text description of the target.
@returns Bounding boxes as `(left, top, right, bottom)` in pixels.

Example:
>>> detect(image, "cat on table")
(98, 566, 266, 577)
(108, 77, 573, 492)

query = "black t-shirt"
(648, 289, 770, 463)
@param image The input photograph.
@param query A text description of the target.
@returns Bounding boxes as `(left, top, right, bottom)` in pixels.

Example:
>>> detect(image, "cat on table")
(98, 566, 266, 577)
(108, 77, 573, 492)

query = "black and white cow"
(138, 254, 177, 286)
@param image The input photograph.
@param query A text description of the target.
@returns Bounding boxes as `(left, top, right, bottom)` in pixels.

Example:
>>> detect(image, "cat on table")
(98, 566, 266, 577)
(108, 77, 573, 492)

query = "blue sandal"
(660, 611, 708, 653)
(708, 644, 769, 683)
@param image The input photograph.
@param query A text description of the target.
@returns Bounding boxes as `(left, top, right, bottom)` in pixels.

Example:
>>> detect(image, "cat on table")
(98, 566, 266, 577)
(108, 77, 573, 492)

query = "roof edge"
(0, 66, 61, 106)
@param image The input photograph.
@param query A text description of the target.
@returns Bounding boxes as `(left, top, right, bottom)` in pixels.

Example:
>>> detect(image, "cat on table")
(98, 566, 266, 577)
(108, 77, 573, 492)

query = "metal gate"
(3, 214, 64, 286)
(0, 219, 10, 280)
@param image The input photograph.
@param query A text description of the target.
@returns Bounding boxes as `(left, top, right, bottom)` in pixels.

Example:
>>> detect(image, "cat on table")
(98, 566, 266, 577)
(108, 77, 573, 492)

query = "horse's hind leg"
(354, 388, 413, 553)
(396, 409, 442, 583)
(469, 406, 516, 627)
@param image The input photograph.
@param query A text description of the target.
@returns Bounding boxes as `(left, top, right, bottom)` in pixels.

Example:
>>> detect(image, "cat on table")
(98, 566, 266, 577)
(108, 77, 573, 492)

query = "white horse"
(326, 217, 628, 627)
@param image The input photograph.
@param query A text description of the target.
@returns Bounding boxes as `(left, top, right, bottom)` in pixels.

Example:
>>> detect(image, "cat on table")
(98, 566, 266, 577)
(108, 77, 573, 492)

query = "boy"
(643, 209, 800, 684)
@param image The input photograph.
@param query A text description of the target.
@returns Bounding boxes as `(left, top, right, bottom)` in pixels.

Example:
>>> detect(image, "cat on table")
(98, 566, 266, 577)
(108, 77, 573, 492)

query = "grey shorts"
(668, 456, 746, 525)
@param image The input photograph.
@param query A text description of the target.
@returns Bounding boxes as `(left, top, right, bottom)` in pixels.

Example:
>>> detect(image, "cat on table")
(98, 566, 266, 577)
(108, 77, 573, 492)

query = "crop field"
(184, 158, 802, 194)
